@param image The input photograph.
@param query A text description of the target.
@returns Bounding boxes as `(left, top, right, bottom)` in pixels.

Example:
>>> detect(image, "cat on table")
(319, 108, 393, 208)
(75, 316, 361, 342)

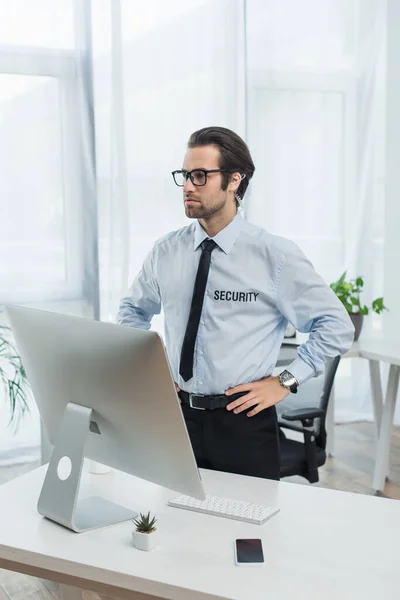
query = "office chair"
(278, 353, 341, 483)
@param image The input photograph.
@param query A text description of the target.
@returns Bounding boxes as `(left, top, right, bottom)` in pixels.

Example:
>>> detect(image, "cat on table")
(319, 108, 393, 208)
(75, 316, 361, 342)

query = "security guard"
(118, 126, 354, 480)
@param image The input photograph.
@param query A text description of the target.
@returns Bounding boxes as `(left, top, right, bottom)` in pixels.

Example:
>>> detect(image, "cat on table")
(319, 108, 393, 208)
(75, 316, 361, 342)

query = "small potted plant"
(132, 511, 159, 551)
(330, 272, 387, 341)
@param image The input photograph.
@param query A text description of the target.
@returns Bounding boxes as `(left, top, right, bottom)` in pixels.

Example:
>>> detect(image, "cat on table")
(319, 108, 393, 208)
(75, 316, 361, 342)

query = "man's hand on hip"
(175, 383, 181, 403)
(225, 376, 290, 417)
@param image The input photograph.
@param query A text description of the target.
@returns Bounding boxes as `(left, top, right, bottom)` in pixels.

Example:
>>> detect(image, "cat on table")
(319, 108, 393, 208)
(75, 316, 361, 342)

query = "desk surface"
(0, 466, 398, 600)
(355, 339, 400, 366)
(283, 335, 400, 365)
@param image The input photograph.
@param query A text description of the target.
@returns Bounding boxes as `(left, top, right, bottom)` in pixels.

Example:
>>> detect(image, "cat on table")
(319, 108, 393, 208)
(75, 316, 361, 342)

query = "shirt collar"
(194, 213, 245, 254)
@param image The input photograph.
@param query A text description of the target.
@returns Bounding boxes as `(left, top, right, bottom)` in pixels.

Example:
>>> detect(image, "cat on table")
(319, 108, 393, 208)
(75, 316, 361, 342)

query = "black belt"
(179, 390, 247, 410)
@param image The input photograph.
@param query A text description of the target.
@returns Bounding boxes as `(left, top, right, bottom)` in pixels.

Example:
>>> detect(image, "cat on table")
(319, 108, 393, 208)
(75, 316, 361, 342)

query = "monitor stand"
(38, 402, 137, 532)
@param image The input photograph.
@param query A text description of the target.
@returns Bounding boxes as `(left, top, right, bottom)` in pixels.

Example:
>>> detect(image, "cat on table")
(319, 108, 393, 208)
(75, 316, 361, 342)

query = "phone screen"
(235, 539, 264, 563)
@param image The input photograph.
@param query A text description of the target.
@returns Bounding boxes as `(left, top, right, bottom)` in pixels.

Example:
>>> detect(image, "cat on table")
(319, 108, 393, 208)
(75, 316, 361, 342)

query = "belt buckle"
(189, 393, 206, 410)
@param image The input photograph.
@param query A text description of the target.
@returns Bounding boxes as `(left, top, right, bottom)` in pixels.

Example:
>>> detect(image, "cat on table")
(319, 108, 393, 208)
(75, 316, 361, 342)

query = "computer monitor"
(5, 305, 205, 533)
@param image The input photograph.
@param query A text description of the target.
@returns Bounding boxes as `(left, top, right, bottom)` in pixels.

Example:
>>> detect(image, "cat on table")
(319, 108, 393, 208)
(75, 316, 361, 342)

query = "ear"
(229, 172, 244, 192)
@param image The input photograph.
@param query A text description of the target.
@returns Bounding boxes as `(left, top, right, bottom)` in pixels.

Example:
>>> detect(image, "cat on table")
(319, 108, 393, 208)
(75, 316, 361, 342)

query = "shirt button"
(200, 320, 205, 325)
(199, 380, 203, 385)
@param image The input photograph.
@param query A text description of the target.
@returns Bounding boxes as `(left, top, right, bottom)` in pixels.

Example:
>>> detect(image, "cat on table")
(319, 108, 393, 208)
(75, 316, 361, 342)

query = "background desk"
(0, 465, 398, 599)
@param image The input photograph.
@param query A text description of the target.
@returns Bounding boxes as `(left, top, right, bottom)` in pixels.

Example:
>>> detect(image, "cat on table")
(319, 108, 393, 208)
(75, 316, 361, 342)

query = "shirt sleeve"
(274, 241, 355, 385)
(117, 246, 161, 329)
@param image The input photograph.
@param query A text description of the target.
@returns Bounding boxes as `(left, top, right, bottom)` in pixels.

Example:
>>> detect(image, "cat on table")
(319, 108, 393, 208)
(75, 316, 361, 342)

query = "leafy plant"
(0, 325, 30, 425)
(132, 511, 157, 534)
(330, 272, 387, 315)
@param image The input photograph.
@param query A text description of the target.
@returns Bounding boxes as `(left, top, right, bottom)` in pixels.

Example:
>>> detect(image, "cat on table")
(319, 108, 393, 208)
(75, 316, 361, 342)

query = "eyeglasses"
(171, 169, 230, 187)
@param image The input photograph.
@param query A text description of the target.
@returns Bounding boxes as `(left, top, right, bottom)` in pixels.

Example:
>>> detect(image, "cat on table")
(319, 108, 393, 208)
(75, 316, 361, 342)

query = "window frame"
(0, 43, 97, 307)
(246, 70, 357, 270)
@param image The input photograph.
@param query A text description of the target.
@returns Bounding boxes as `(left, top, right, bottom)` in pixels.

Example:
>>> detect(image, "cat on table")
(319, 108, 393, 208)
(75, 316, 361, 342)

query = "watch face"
(280, 371, 298, 391)
(281, 371, 293, 384)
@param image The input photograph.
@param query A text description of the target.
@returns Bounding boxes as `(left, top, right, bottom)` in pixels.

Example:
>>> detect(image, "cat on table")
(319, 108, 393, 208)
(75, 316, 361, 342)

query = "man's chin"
(185, 206, 203, 219)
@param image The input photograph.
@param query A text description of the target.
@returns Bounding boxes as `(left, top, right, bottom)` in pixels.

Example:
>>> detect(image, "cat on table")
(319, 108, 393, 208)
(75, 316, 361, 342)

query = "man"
(118, 126, 354, 480)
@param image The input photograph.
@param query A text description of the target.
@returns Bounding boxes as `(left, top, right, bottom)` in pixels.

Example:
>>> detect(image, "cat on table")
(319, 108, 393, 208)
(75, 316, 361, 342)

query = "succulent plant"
(132, 511, 157, 534)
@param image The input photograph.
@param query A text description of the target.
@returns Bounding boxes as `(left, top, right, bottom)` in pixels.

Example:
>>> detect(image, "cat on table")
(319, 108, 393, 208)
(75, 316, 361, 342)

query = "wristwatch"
(279, 370, 299, 394)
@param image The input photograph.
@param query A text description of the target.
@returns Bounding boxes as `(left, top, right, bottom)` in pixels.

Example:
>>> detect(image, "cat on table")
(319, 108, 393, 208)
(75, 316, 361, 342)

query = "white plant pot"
(88, 461, 112, 474)
(132, 529, 159, 551)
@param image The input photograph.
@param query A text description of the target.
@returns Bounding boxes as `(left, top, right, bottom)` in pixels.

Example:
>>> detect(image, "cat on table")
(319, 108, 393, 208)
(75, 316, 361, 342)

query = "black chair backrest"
(317, 355, 341, 450)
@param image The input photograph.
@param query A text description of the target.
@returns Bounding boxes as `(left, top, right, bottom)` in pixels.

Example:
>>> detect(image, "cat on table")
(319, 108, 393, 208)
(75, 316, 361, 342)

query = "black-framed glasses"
(171, 169, 230, 187)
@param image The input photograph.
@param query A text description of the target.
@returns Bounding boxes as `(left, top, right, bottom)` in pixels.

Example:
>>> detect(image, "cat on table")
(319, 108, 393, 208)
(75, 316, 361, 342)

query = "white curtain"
(0, 0, 99, 462)
(0, 0, 246, 463)
(91, 0, 246, 328)
(245, 0, 393, 423)
(336, 0, 396, 423)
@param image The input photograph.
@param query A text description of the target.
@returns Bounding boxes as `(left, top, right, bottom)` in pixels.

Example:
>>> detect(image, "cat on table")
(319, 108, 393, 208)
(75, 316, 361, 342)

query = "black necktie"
(179, 239, 217, 382)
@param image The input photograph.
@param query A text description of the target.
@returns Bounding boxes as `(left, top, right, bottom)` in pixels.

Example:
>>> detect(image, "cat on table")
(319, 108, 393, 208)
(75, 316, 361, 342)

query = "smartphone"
(234, 538, 264, 567)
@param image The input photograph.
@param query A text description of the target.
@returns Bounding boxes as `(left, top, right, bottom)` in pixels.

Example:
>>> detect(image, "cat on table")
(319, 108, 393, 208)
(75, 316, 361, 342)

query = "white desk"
(350, 340, 400, 492)
(282, 336, 400, 492)
(0, 466, 398, 600)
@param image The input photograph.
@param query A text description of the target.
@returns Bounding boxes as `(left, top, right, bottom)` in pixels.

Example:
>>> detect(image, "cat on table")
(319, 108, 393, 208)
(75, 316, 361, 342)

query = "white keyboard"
(167, 494, 279, 525)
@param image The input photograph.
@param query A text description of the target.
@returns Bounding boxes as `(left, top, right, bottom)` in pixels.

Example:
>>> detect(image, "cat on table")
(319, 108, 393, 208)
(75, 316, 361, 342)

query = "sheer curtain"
(339, 0, 394, 422)
(0, 0, 246, 463)
(245, 0, 391, 423)
(91, 0, 246, 329)
(0, 0, 99, 462)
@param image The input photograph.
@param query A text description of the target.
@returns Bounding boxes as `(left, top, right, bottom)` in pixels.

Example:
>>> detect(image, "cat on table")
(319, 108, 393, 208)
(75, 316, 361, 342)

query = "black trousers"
(181, 403, 280, 480)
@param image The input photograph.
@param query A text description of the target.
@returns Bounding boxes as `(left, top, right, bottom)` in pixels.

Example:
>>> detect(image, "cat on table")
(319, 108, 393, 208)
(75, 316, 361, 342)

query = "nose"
(183, 175, 196, 193)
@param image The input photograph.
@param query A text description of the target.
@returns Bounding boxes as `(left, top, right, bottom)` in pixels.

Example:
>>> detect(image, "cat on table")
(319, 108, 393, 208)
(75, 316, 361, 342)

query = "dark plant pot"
(350, 313, 364, 341)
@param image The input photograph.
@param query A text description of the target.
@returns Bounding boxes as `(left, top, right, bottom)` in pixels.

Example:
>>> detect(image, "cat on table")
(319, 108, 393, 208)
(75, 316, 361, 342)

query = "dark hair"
(187, 126, 255, 204)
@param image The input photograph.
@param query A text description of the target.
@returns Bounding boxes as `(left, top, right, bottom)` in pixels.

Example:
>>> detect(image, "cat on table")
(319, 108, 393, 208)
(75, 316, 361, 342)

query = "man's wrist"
(269, 376, 290, 397)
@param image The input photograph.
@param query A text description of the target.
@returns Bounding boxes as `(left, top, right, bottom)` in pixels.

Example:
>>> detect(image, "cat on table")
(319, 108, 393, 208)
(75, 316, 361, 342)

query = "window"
(0, 1, 97, 308)
(0, 72, 83, 302)
(247, 72, 356, 283)
(0, 0, 74, 49)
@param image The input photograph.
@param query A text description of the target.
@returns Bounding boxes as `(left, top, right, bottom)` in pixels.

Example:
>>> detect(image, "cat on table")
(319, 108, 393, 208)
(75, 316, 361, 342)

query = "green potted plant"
(132, 511, 159, 551)
(330, 272, 387, 341)
(0, 325, 30, 425)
